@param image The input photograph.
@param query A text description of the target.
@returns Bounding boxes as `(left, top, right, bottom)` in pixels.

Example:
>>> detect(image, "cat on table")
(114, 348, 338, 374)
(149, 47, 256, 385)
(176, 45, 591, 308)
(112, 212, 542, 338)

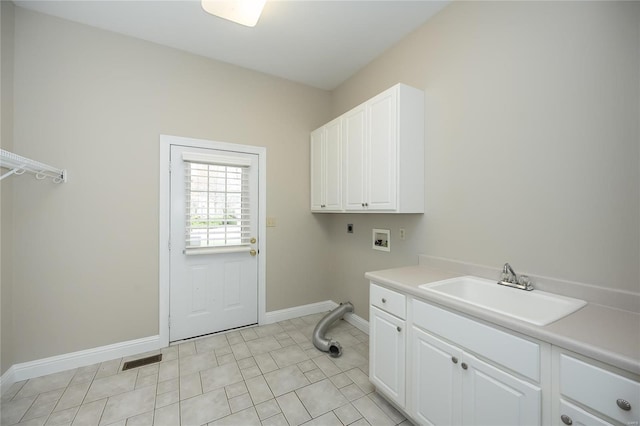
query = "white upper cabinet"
(310, 117, 342, 212)
(311, 83, 424, 213)
(343, 104, 367, 211)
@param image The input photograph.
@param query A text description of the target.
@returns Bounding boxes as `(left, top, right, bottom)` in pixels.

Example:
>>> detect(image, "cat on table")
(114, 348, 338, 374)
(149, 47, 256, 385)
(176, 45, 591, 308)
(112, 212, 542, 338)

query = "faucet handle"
(518, 275, 533, 289)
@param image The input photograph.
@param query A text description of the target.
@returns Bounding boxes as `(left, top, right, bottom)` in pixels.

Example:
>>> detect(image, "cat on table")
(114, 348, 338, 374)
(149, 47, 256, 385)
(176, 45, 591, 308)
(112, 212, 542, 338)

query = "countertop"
(365, 265, 640, 376)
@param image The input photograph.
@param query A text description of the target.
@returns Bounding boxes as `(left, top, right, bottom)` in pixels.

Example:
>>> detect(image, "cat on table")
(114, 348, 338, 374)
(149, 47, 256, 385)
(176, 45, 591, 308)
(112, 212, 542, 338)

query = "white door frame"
(159, 134, 267, 347)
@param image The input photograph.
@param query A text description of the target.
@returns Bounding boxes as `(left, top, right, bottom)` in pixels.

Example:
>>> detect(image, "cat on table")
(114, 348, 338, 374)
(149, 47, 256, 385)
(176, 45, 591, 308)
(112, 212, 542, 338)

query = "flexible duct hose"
(312, 302, 354, 357)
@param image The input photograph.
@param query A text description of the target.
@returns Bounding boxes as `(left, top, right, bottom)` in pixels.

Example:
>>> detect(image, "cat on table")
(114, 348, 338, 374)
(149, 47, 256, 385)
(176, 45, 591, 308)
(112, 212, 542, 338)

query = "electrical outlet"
(399, 228, 406, 240)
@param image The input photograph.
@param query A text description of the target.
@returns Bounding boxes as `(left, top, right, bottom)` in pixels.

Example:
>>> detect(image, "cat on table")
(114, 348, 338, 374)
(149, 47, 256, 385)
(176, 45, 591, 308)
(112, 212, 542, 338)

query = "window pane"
(185, 161, 250, 248)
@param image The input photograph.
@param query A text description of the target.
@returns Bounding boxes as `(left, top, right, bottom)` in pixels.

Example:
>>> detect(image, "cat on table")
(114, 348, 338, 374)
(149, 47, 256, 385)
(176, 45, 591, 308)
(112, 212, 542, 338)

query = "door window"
(183, 156, 251, 251)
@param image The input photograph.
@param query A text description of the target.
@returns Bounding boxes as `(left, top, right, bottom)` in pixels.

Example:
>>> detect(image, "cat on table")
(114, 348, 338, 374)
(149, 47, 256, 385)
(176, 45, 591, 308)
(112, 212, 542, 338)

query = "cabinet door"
(462, 353, 541, 426)
(370, 306, 405, 407)
(310, 127, 324, 211)
(324, 119, 342, 210)
(412, 327, 463, 426)
(343, 104, 367, 210)
(367, 88, 397, 211)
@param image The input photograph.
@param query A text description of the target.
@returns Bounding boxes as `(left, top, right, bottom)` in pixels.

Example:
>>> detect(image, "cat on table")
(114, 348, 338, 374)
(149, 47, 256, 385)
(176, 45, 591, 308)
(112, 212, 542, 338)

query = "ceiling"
(14, 0, 449, 90)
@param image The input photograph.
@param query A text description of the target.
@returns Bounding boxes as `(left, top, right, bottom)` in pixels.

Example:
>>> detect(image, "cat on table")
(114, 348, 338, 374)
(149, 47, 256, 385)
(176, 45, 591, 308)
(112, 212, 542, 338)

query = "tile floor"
(1, 313, 413, 426)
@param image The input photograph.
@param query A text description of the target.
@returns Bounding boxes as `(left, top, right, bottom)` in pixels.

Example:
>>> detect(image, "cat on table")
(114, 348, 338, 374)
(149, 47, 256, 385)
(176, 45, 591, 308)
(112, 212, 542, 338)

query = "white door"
(169, 144, 259, 342)
(323, 118, 342, 211)
(462, 352, 541, 426)
(367, 88, 397, 211)
(343, 104, 367, 210)
(310, 127, 324, 211)
(369, 306, 406, 407)
(412, 327, 463, 426)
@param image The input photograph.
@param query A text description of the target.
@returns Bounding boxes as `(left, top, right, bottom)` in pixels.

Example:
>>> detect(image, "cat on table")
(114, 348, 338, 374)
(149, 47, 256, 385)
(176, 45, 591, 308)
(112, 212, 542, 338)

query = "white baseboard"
(1, 335, 162, 395)
(344, 312, 369, 335)
(2, 300, 371, 395)
(263, 300, 369, 335)
(0, 366, 17, 394)
(262, 300, 339, 324)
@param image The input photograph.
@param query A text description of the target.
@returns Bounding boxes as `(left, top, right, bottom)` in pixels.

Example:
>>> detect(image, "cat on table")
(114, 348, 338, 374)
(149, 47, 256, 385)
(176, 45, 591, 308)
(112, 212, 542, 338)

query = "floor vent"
(122, 354, 162, 371)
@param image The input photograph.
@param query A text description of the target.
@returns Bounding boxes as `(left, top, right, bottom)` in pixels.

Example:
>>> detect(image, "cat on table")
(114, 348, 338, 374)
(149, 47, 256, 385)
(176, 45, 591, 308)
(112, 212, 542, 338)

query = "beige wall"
(329, 1, 640, 319)
(8, 7, 332, 365)
(1, 0, 15, 375)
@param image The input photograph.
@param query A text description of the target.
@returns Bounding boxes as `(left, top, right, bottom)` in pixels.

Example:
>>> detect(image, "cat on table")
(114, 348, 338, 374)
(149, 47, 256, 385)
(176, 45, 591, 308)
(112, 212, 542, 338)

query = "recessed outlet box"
(347, 224, 354, 233)
(372, 229, 390, 252)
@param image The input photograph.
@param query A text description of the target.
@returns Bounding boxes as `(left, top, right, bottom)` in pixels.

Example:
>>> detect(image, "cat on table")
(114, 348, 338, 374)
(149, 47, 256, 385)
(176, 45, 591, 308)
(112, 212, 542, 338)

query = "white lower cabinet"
(553, 348, 640, 426)
(369, 305, 406, 408)
(411, 325, 541, 426)
(461, 352, 541, 425)
(369, 281, 640, 426)
(412, 326, 462, 425)
(369, 281, 546, 426)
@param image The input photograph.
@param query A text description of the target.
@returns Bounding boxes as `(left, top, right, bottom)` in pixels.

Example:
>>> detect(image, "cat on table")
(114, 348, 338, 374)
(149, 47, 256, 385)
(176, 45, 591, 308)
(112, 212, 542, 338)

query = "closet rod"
(0, 149, 67, 183)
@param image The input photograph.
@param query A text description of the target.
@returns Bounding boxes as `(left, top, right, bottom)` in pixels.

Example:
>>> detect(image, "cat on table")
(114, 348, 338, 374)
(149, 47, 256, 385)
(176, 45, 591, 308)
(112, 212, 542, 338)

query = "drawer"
(560, 354, 640, 425)
(370, 283, 406, 319)
(412, 298, 540, 382)
(559, 399, 614, 426)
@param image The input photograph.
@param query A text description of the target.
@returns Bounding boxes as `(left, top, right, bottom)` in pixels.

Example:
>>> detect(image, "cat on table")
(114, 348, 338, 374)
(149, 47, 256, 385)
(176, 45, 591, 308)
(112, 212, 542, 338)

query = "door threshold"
(170, 323, 259, 346)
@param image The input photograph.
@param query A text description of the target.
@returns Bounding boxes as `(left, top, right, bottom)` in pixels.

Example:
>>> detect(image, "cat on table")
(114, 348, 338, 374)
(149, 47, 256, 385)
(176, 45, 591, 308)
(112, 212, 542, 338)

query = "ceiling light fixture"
(201, 0, 266, 27)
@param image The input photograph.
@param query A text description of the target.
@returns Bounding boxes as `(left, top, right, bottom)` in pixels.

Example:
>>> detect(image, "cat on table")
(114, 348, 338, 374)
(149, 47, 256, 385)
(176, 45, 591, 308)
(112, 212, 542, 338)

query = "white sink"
(418, 276, 587, 326)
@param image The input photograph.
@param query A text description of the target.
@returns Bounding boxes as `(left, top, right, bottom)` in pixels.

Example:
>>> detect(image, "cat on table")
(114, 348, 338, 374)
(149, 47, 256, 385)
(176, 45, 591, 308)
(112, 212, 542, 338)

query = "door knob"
(249, 249, 257, 256)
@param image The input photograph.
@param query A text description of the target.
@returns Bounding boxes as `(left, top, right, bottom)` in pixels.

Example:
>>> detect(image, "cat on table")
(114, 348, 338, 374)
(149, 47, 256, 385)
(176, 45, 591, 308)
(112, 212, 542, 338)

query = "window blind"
(183, 156, 251, 253)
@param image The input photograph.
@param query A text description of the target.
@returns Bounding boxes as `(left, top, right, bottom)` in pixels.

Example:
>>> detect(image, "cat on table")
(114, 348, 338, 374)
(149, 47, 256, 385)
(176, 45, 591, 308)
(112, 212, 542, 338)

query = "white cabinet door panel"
(343, 105, 367, 210)
(310, 128, 324, 211)
(367, 87, 397, 210)
(370, 306, 405, 407)
(324, 119, 342, 210)
(412, 326, 463, 426)
(462, 353, 541, 426)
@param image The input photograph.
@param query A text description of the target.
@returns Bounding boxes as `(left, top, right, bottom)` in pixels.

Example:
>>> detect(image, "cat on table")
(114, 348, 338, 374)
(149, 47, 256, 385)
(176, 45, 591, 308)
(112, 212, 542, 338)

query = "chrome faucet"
(498, 263, 533, 291)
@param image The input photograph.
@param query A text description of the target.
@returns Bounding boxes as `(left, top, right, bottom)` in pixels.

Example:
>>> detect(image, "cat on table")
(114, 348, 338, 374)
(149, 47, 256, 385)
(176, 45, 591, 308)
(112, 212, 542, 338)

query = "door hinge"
(168, 239, 171, 251)
(168, 161, 171, 174)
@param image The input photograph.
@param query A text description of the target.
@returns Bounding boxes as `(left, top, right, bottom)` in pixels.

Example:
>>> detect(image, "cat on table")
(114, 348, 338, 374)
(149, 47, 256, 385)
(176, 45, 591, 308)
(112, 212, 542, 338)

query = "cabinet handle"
(617, 399, 632, 411)
(451, 357, 458, 364)
(396, 326, 402, 332)
(560, 414, 573, 425)
(461, 362, 468, 370)
(381, 298, 386, 303)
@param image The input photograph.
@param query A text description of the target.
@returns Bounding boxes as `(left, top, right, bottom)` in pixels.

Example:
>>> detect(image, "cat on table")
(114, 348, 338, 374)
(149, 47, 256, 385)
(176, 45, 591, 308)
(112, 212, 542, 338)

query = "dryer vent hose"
(312, 302, 354, 358)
